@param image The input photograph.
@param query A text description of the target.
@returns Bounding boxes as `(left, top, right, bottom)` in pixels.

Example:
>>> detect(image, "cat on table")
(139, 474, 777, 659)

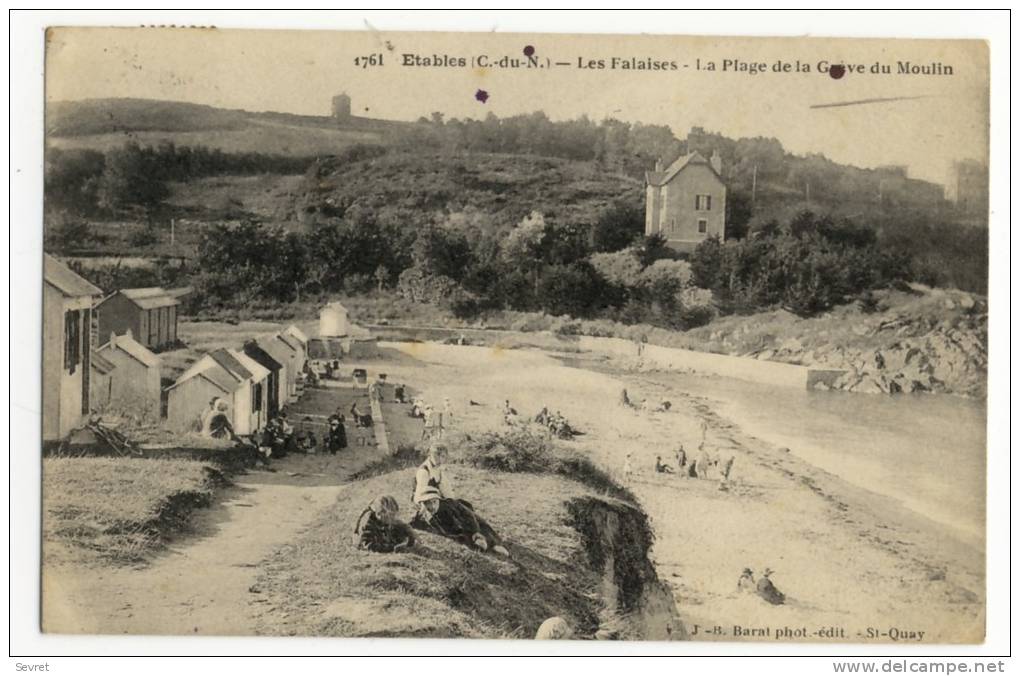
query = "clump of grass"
(43, 457, 224, 566)
(457, 427, 635, 502)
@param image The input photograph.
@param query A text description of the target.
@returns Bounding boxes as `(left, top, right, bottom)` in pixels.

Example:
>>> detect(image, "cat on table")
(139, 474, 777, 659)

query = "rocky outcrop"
(693, 286, 988, 397)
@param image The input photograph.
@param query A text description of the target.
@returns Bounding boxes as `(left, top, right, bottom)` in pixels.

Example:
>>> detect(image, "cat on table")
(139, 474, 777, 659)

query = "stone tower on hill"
(331, 93, 352, 122)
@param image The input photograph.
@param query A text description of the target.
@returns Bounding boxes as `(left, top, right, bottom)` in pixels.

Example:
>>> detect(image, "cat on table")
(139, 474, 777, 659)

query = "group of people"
(737, 567, 786, 605)
(352, 442, 509, 557)
(533, 406, 581, 439)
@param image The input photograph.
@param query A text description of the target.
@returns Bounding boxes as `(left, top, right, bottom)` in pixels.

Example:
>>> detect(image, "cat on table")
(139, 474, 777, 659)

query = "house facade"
(96, 288, 180, 351)
(645, 151, 727, 253)
(94, 331, 163, 421)
(43, 254, 103, 440)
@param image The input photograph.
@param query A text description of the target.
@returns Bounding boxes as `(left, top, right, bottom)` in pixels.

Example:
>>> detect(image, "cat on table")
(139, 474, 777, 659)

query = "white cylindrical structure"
(319, 303, 349, 337)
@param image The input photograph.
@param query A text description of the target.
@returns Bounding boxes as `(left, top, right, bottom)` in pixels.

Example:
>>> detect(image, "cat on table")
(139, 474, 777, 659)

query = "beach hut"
(89, 351, 117, 411)
(319, 303, 350, 337)
(166, 348, 270, 435)
(243, 339, 286, 418)
(96, 287, 180, 351)
(257, 333, 303, 402)
(43, 253, 103, 441)
(94, 331, 163, 421)
(283, 324, 309, 349)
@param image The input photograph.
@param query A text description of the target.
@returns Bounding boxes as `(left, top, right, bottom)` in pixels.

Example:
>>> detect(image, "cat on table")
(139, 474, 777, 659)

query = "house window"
(252, 383, 263, 413)
(695, 194, 712, 211)
(64, 309, 81, 374)
(698, 219, 708, 234)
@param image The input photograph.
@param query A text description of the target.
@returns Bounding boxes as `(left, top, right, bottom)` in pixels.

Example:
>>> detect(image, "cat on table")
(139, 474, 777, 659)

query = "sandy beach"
(366, 340, 985, 644)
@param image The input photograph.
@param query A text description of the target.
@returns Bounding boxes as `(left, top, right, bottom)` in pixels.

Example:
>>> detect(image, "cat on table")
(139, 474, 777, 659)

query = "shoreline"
(372, 340, 985, 643)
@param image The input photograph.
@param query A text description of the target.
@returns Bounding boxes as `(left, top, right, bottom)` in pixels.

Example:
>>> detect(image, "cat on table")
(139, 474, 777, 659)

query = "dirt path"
(43, 443, 386, 636)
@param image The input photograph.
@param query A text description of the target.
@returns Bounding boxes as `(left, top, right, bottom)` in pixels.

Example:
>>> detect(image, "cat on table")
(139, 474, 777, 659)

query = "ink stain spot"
(523, 45, 535, 57)
(475, 89, 490, 103)
(829, 64, 846, 80)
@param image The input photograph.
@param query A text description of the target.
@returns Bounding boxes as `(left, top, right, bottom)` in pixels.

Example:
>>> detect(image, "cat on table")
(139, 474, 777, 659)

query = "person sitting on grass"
(410, 443, 509, 557)
(655, 455, 675, 474)
(352, 495, 416, 553)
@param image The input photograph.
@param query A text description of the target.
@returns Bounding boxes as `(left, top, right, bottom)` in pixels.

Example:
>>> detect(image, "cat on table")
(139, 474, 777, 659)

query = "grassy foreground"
(42, 457, 227, 566)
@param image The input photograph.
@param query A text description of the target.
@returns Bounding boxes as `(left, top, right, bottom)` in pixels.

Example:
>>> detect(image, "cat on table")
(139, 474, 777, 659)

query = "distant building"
(645, 150, 727, 252)
(93, 331, 162, 421)
(43, 254, 103, 440)
(319, 302, 350, 337)
(96, 288, 180, 351)
(332, 93, 352, 122)
(946, 159, 989, 216)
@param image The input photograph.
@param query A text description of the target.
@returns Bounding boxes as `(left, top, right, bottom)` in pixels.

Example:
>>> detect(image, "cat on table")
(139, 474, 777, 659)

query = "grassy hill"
(46, 98, 399, 156)
(299, 149, 643, 234)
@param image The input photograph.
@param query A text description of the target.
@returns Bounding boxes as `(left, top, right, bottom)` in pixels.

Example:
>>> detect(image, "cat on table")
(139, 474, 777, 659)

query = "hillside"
(46, 98, 398, 156)
(299, 150, 644, 233)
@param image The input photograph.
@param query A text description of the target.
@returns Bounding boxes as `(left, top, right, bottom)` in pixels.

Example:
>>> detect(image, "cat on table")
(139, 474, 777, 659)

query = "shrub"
(460, 427, 554, 473)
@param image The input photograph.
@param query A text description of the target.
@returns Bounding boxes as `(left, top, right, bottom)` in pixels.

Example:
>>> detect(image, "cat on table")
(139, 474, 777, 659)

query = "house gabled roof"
(231, 349, 270, 382)
(645, 151, 723, 187)
(209, 348, 253, 380)
(275, 332, 302, 353)
(243, 341, 284, 372)
(117, 287, 180, 310)
(97, 332, 161, 369)
(90, 351, 117, 375)
(43, 254, 103, 298)
(167, 361, 237, 394)
(283, 324, 309, 345)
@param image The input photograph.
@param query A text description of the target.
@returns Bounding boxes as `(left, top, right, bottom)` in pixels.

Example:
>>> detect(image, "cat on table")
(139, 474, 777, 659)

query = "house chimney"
(654, 158, 663, 172)
(109, 332, 117, 349)
(125, 328, 132, 340)
(710, 150, 723, 175)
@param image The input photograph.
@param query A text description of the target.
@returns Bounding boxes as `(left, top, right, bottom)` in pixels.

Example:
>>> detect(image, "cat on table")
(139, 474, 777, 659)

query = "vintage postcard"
(40, 27, 989, 643)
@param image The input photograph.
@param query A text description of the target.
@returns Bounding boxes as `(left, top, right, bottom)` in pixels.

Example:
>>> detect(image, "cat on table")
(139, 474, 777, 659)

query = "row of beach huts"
(43, 253, 320, 442)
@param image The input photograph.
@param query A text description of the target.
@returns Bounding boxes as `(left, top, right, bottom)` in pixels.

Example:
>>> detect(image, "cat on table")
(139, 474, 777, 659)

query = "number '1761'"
(354, 54, 384, 68)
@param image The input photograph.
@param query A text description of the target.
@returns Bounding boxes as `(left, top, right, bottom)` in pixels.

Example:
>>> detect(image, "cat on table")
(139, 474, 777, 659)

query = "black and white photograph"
(20, 18, 1003, 654)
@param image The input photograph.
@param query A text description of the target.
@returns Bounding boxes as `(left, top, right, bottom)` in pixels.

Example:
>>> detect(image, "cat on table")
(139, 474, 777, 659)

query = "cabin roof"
(90, 351, 117, 375)
(117, 287, 180, 310)
(43, 254, 103, 298)
(97, 333, 161, 369)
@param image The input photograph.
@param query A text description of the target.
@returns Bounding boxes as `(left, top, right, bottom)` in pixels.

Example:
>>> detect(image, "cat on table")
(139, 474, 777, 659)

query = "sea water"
(647, 372, 986, 548)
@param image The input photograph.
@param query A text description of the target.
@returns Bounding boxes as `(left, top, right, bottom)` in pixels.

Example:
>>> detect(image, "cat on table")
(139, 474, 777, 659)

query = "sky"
(45, 27, 989, 185)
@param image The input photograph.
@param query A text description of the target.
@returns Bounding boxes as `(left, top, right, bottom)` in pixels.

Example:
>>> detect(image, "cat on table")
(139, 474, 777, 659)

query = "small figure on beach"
(352, 495, 416, 553)
(674, 445, 688, 473)
(622, 452, 634, 479)
(655, 455, 675, 474)
(718, 455, 736, 490)
(619, 388, 634, 408)
(756, 568, 786, 605)
(394, 383, 406, 403)
(410, 443, 509, 556)
(737, 568, 756, 593)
